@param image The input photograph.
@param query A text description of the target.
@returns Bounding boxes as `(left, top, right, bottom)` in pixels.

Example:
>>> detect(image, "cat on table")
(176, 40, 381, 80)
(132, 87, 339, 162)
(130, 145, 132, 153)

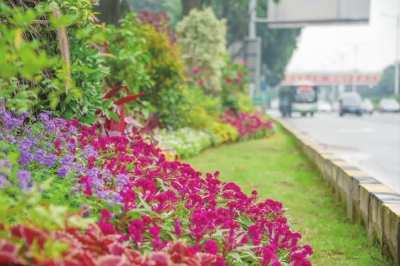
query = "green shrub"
(0, 0, 109, 124)
(208, 121, 239, 144)
(105, 12, 190, 129)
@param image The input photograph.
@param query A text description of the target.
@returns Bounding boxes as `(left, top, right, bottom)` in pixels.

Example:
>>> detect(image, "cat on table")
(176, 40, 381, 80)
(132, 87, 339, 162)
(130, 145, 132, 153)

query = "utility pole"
(352, 45, 358, 92)
(395, 14, 399, 95)
(381, 4, 400, 95)
(249, 0, 257, 39)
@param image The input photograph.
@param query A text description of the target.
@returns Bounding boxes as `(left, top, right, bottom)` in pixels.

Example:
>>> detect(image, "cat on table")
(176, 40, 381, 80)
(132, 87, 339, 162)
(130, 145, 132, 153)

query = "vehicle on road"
(318, 100, 332, 112)
(278, 80, 318, 117)
(339, 92, 363, 117)
(378, 98, 400, 113)
(361, 98, 374, 115)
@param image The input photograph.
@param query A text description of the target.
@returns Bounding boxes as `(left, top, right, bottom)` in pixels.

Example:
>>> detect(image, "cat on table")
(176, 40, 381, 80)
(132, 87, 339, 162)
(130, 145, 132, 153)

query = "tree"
(176, 8, 227, 91)
(201, 0, 300, 87)
(181, 0, 202, 17)
(375, 64, 399, 96)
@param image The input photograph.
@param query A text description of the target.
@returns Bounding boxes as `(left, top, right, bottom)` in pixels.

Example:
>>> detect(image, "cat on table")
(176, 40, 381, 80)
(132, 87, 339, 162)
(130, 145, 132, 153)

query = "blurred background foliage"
(94, 0, 300, 88)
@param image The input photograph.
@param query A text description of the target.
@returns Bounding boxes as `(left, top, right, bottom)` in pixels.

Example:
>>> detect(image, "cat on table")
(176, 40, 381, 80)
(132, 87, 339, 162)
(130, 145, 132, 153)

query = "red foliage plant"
(137, 11, 177, 44)
(0, 220, 219, 266)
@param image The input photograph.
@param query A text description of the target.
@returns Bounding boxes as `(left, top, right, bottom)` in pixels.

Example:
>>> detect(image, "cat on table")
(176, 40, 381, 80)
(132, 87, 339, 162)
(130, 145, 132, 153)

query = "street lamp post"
(352, 45, 358, 92)
(381, 4, 400, 95)
(395, 15, 399, 95)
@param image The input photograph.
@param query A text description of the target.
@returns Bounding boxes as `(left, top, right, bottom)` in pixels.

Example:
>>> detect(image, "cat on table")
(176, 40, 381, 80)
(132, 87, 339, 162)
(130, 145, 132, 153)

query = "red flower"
(198, 80, 204, 86)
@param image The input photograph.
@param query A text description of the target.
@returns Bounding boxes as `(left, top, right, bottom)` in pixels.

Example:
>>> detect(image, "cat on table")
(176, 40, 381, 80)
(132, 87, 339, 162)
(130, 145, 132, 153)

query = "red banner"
(282, 74, 380, 85)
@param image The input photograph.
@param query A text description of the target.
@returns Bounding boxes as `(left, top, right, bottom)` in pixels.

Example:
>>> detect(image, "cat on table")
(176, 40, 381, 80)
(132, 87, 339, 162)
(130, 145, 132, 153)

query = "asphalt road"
(268, 110, 400, 194)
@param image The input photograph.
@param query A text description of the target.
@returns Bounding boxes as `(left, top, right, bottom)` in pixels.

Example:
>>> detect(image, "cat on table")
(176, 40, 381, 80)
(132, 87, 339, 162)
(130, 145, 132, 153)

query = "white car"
(379, 98, 400, 113)
(361, 99, 374, 115)
(317, 100, 332, 112)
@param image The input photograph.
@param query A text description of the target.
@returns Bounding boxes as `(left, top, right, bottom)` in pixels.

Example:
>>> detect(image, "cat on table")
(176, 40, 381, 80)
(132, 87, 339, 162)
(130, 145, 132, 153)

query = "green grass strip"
(184, 124, 393, 266)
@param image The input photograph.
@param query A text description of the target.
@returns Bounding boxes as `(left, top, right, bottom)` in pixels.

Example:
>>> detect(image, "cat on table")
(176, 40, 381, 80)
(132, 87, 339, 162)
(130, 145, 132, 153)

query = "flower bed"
(0, 111, 312, 265)
(221, 111, 274, 140)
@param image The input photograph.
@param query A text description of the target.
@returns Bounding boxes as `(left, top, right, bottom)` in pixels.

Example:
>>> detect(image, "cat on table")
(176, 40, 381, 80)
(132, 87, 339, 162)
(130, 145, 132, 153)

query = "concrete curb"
(276, 118, 400, 264)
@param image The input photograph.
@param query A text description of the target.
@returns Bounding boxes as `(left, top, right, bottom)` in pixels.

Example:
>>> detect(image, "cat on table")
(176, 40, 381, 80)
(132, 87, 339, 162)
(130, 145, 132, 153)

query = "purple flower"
(39, 113, 49, 122)
(0, 133, 4, 140)
(44, 154, 57, 167)
(110, 193, 124, 206)
(69, 125, 78, 135)
(34, 149, 46, 164)
(95, 190, 109, 201)
(67, 142, 76, 152)
(0, 174, 11, 189)
(7, 135, 15, 143)
(45, 121, 56, 133)
(102, 169, 113, 181)
(91, 177, 103, 189)
(57, 165, 70, 177)
(20, 112, 30, 119)
(18, 151, 34, 166)
(54, 118, 67, 128)
(60, 155, 74, 165)
(20, 138, 34, 151)
(86, 168, 100, 179)
(72, 162, 85, 175)
(116, 174, 129, 187)
(17, 169, 31, 190)
(81, 145, 98, 159)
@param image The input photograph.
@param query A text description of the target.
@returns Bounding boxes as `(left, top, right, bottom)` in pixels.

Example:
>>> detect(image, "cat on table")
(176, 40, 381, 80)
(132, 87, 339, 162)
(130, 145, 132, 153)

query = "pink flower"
(238, 71, 243, 77)
(173, 218, 182, 236)
(98, 221, 116, 235)
(226, 77, 232, 84)
(193, 67, 200, 74)
(198, 80, 204, 86)
(235, 78, 241, 83)
(204, 239, 219, 254)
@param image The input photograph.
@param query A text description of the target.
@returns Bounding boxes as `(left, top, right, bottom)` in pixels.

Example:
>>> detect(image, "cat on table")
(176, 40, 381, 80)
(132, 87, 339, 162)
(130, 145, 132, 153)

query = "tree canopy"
(375, 64, 399, 96)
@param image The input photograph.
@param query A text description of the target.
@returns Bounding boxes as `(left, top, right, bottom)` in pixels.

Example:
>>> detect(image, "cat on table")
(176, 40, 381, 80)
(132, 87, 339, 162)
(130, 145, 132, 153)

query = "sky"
(286, 0, 400, 73)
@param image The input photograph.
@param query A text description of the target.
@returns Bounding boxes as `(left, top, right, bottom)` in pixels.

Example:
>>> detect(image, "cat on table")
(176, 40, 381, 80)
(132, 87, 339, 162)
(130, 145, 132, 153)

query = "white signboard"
(266, 0, 371, 28)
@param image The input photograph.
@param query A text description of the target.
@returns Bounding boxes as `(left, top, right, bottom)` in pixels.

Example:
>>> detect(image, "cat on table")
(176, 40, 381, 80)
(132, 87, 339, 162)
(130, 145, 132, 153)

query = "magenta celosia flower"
(198, 80, 204, 86)
(226, 77, 232, 84)
(98, 221, 116, 235)
(235, 78, 241, 83)
(193, 67, 200, 74)
(173, 218, 182, 237)
(204, 240, 219, 254)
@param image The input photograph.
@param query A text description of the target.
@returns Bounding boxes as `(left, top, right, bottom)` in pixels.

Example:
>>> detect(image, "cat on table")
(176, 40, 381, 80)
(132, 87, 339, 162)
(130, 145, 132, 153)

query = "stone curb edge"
(274, 117, 400, 264)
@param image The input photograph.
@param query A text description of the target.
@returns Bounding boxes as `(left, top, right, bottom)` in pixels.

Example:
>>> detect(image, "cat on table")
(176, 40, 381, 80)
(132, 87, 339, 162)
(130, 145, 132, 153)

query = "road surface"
(268, 110, 400, 194)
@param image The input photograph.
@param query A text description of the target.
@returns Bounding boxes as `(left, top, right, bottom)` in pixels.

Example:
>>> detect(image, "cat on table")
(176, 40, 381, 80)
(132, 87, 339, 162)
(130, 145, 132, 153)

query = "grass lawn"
(184, 124, 393, 266)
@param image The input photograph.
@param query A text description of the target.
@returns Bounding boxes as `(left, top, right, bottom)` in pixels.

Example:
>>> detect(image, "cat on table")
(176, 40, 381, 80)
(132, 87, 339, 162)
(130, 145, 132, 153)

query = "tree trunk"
(94, 0, 131, 26)
(220, 0, 229, 18)
(181, 0, 202, 18)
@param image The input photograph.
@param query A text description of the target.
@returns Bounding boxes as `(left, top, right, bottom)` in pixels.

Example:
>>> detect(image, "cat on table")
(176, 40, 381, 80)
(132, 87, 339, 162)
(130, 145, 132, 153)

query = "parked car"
(317, 100, 332, 112)
(339, 92, 363, 116)
(361, 98, 374, 115)
(379, 98, 400, 113)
